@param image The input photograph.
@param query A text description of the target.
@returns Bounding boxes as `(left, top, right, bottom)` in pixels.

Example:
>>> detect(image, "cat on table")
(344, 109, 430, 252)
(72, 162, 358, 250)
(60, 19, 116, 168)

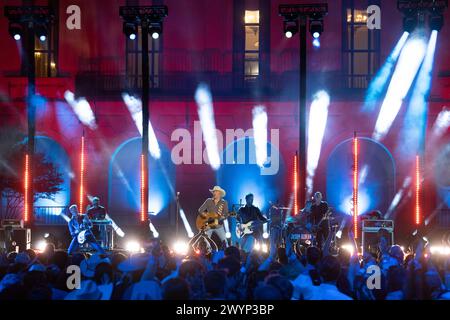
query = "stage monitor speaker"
(0, 228, 31, 252)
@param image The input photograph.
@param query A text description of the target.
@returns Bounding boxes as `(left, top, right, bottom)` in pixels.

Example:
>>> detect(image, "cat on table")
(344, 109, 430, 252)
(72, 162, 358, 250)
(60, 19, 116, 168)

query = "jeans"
(68, 231, 106, 255)
(240, 235, 256, 253)
(206, 225, 228, 249)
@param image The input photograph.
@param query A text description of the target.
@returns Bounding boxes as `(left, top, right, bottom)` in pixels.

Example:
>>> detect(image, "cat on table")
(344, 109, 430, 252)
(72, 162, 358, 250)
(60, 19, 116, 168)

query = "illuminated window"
(32, 0, 58, 77)
(126, 27, 160, 89)
(343, 0, 380, 89)
(244, 10, 260, 81)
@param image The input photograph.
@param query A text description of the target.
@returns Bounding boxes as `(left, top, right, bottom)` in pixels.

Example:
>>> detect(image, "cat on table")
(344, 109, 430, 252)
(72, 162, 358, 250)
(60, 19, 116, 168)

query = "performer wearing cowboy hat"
(197, 186, 229, 249)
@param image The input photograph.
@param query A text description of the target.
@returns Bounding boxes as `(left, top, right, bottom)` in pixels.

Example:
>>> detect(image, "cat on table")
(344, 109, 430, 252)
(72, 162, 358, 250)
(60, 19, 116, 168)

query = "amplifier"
(1, 219, 24, 228)
(0, 228, 31, 252)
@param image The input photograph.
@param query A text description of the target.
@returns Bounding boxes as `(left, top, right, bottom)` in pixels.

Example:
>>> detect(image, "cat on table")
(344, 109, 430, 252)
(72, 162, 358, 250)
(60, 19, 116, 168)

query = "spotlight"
(254, 242, 261, 251)
(309, 19, 323, 39)
(283, 20, 298, 38)
(123, 22, 137, 40)
(36, 240, 47, 252)
(125, 240, 141, 253)
(262, 232, 269, 239)
(403, 15, 418, 33)
(225, 232, 231, 239)
(429, 14, 444, 32)
(261, 243, 268, 253)
(35, 24, 48, 42)
(173, 240, 189, 256)
(341, 243, 354, 255)
(9, 23, 23, 41)
(149, 23, 162, 40)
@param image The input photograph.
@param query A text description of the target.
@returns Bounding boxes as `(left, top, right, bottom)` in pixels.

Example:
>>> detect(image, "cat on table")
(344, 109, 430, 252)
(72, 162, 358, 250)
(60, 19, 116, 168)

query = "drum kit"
(228, 200, 340, 255)
(267, 201, 339, 255)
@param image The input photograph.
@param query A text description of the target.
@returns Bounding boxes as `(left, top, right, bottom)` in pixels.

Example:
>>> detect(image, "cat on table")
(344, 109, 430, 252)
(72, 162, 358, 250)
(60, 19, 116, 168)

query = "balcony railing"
(34, 206, 68, 225)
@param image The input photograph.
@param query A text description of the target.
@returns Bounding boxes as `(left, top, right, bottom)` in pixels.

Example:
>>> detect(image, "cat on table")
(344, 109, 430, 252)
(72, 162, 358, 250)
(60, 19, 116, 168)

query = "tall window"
(33, 0, 58, 77)
(126, 28, 161, 89)
(343, 0, 380, 89)
(244, 10, 260, 81)
(34, 32, 57, 77)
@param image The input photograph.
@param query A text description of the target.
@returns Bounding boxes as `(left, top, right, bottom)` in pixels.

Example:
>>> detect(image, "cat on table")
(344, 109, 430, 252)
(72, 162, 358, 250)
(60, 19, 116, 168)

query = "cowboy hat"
(209, 186, 226, 197)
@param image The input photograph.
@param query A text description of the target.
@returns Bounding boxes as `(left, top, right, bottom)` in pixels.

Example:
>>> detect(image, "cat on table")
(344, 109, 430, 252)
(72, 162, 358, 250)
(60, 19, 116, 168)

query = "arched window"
(34, 136, 71, 225)
(326, 137, 395, 216)
(108, 137, 175, 226)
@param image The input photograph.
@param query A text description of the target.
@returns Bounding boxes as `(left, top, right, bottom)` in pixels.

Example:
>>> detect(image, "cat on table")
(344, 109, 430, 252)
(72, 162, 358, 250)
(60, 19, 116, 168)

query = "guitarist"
(310, 191, 330, 250)
(238, 193, 268, 253)
(67, 204, 105, 255)
(198, 186, 229, 249)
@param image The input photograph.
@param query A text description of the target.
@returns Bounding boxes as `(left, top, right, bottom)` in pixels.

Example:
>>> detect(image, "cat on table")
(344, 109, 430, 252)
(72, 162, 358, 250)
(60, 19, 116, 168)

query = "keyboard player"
(86, 196, 110, 249)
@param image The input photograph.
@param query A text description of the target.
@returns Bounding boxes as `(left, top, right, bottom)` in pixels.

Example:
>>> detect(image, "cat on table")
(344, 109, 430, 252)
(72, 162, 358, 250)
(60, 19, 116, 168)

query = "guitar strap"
(217, 202, 224, 216)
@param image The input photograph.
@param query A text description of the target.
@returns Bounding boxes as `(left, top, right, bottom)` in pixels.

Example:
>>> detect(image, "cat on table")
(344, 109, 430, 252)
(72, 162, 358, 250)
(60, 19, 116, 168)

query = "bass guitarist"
(197, 186, 229, 249)
(238, 193, 268, 253)
(67, 204, 105, 255)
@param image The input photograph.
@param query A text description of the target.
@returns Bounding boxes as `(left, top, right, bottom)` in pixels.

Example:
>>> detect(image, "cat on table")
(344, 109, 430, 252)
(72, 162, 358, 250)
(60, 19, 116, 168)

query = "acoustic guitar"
(196, 211, 236, 231)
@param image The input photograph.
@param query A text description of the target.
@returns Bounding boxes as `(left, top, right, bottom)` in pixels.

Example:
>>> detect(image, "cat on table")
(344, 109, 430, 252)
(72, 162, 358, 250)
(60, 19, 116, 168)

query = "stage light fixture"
(309, 19, 323, 39)
(149, 22, 162, 40)
(173, 240, 189, 255)
(125, 240, 141, 253)
(403, 15, 418, 33)
(123, 22, 137, 40)
(35, 24, 48, 42)
(36, 240, 47, 252)
(9, 23, 23, 40)
(429, 13, 444, 31)
(283, 20, 298, 38)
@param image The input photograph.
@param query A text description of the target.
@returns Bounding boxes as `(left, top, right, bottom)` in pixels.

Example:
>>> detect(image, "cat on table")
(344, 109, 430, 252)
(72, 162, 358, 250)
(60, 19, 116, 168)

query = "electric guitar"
(73, 217, 93, 244)
(236, 220, 269, 237)
(196, 211, 237, 231)
(309, 208, 333, 233)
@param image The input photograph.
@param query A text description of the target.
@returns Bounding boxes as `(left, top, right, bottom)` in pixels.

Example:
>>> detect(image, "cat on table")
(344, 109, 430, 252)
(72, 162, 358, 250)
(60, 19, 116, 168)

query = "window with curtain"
(343, 0, 380, 89)
(244, 9, 260, 81)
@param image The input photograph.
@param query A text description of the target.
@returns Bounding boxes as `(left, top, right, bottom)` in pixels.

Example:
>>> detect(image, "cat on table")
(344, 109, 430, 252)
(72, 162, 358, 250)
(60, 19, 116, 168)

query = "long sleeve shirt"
(198, 198, 229, 217)
(68, 214, 92, 237)
(238, 205, 267, 224)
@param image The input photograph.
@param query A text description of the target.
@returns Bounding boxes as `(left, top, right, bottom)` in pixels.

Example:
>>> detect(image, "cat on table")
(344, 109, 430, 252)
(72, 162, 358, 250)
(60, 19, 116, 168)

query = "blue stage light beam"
(195, 83, 221, 170)
(252, 106, 268, 168)
(399, 31, 438, 157)
(384, 176, 412, 219)
(363, 32, 409, 112)
(64, 90, 97, 130)
(306, 90, 330, 197)
(372, 33, 427, 141)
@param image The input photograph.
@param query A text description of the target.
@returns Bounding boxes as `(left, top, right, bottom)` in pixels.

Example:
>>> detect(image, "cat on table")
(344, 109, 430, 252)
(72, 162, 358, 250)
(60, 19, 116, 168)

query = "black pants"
(316, 220, 330, 250)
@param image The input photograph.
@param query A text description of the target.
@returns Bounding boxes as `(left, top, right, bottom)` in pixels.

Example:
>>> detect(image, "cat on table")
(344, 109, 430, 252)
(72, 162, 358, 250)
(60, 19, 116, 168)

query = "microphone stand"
(176, 192, 180, 238)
